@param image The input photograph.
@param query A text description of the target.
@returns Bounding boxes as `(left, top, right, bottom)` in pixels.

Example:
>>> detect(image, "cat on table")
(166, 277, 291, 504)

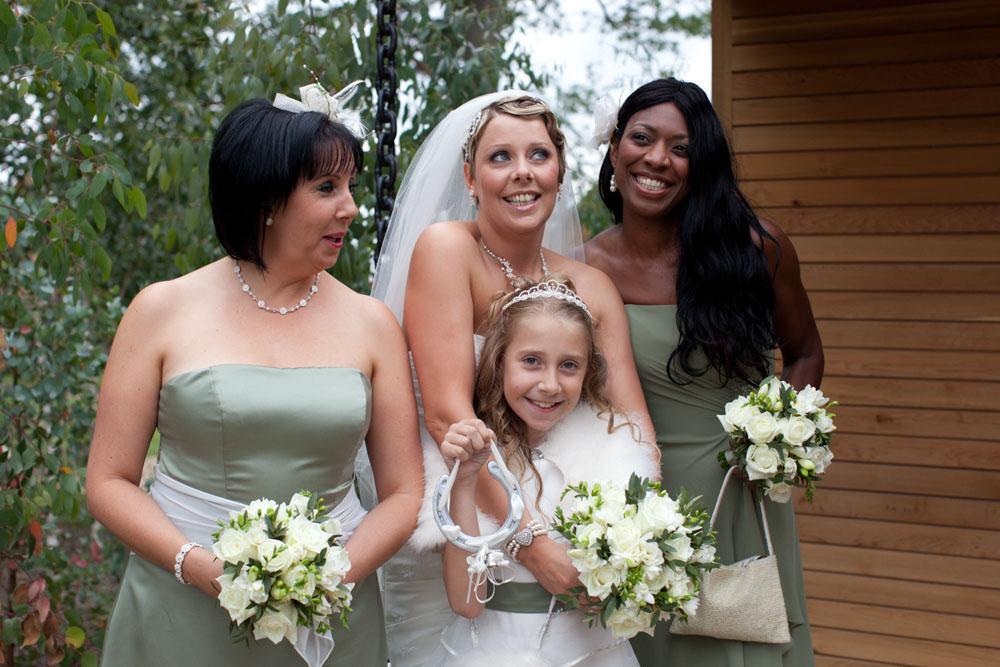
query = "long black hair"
(598, 78, 778, 386)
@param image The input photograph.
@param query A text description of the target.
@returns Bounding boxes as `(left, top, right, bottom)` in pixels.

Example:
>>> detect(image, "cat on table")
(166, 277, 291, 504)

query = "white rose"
(258, 539, 296, 573)
(607, 603, 655, 639)
(644, 562, 672, 592)
(765, 480, 793, 503)
(286, 515, 331, 556)
(244, 498, 278, 519)
(783, 457, 798, 481)
(814, 411, 836, 433)
(574, 522, 605, 548)
(792, 385, 828, 414)
(579, 563, 622, 599)
(212, 527, 256, 564)
(668, 574, 695, 600)
(692, 544, 716, 564)
(246, 519, 270, 546)
(637, 540, 665, 568)
(322, 517, 343, 538)
(281, 563, 317, 599)
(632, 582, 655, 605)
(216, 573, 255, 624)
(288, 492, 311, 518)
(636, 493, 682, 534)
(724, 397, 760, 431)
(745, 443, 781, 481)
(247, 575, 268, 605)
(662, 534, 693, 562)
(805, 444, 834, 475)
(679, 594, 700, 618)
(568, 547, 603, 575)
(593, 498, 627, 527)
(318, 547, 352, 589)
(606, 520, 645, 562)
(253, 602, 299, 645)
(781, 415, 817, 447)
(745, 412, 780, 444)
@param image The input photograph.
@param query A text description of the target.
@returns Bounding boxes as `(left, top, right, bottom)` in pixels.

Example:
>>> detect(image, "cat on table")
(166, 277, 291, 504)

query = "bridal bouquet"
(717, 376, 837, 502)
(552, 474, 717, 639)
(212, 491, 353, 646)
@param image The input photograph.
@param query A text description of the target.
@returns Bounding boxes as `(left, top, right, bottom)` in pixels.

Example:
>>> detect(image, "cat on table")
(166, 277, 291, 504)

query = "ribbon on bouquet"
(149, 465, 367, 667)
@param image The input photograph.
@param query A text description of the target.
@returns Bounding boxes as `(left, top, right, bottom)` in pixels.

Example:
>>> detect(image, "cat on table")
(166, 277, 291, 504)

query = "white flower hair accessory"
(273, 80, 366, 138)
(591, 91, 621, 149)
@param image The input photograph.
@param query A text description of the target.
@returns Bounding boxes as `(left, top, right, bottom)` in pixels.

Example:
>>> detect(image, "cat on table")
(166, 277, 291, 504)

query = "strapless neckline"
(162, 363, 369, 389)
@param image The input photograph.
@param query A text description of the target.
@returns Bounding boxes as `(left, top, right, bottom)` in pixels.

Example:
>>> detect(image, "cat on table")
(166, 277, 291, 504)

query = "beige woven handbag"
(669, 466, 791, 644)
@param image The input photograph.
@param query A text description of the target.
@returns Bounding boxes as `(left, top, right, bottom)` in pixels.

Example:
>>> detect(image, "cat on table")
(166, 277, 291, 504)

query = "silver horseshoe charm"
(433, 441, 525, 552)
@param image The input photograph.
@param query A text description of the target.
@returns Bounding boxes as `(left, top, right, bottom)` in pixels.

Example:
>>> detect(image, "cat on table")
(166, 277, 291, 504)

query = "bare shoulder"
(547, 250, 623, 317)
(413, 220, 478, 256)
(754, 218, 799, 270)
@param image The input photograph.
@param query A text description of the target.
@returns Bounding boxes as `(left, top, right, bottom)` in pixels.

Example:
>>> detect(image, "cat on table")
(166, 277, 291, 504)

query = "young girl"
(429, 278, 660, 666)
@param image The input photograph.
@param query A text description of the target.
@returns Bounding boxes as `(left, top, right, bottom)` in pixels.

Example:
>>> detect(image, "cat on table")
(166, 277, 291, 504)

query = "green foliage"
(1, 0, 705, 662)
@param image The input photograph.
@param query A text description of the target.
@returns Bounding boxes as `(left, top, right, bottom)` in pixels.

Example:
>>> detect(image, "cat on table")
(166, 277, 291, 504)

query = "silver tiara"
(501, 279, 592, 319)
(461, 109, 485, 162)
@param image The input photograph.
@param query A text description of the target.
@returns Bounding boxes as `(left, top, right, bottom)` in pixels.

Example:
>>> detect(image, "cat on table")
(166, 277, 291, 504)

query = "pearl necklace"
(232, 259, 320, 315)
(480, 237, 549, 283)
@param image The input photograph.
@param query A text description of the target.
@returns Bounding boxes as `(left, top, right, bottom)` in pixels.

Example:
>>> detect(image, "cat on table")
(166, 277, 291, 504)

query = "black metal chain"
(374, 0, 398, 262)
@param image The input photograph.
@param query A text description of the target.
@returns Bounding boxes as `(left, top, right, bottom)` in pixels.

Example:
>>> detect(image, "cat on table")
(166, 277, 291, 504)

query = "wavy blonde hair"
(464, 95, 567, 184)
(474, 277, 617, 503)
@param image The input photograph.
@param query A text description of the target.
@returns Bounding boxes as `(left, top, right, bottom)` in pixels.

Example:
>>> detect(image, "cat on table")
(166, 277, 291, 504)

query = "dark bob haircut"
(209, 98, 363, 270)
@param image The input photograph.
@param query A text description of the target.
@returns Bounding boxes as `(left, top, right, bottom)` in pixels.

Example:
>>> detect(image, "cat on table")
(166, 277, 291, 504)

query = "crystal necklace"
(480, 237, 549, 283)
(232, 259, 320, 315)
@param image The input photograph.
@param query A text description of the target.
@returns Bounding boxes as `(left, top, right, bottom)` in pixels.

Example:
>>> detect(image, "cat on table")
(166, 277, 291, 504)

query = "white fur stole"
(409, 402, 660, 551)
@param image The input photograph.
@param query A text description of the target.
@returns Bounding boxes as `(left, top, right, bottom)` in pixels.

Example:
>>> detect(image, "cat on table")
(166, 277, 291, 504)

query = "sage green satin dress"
(625, 306, 814, 667)
(100, 365, 387, 667)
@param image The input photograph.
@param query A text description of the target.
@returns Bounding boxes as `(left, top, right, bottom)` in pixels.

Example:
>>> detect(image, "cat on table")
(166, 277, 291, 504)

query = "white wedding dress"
(364, 90, 587, 666)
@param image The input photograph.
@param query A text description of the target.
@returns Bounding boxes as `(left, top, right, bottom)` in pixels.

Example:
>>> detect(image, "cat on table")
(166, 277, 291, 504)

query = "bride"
(371, 91, 653, 666)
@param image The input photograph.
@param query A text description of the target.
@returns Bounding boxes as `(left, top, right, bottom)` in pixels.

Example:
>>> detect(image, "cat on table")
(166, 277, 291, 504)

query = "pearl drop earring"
(609, 173, 617, 193)
(265, 216, 274, 226)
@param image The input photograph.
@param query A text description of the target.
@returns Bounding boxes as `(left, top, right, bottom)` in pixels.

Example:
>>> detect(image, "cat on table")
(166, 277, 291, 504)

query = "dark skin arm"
(759, 219, 824, 389)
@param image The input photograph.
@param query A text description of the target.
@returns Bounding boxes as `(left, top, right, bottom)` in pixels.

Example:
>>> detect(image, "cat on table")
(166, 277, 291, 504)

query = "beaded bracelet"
(504, 520, 546, 562)
(174, 541, 201, 585)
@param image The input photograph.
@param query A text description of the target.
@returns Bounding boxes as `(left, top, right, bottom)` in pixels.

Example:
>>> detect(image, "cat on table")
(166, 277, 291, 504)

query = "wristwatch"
(504, 520, 546, 562)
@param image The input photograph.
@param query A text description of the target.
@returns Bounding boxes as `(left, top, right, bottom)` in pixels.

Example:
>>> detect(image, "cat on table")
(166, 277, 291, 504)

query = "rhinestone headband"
(501, 279, 592, 319)
(462, 109, 485, 162)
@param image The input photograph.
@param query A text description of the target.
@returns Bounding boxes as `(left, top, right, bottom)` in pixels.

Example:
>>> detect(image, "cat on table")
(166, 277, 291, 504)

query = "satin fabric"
(624, 305, 814, 667)
(100, 365, 387, 667)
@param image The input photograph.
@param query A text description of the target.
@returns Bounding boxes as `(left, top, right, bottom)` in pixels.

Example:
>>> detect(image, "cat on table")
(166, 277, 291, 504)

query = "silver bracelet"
(174, 541, 201, 585)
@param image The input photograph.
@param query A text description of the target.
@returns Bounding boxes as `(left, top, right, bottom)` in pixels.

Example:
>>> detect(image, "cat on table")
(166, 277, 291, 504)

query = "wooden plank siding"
(714, 1, 1000, 664)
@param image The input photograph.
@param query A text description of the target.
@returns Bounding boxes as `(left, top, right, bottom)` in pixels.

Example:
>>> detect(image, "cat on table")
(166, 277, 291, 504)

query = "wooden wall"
(713, 1, 1000, 665)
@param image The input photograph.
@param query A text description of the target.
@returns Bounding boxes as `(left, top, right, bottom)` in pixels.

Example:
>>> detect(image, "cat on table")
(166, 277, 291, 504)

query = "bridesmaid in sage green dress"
(87, 95, 423, 666)
(586, 78, 823, 667)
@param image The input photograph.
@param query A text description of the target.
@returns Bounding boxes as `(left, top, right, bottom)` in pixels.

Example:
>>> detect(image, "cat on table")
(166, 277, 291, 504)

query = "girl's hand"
(441, 418, 495, 482)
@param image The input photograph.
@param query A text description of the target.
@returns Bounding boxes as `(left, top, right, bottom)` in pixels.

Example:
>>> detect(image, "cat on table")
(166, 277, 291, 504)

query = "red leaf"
(12, 582, 30, 605)
(28, 577, 45, 601)
(35, 593, 50, 623)
(29, 519, 42, 555)
(21, 612, 41, 647)
(4, 217, 14, 248)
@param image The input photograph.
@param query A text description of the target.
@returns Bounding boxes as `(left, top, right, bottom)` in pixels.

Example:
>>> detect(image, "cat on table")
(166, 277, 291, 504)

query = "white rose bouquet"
(552, 474, 717, 639)
(212, 491, 353, 646)
(717, 376, 838, 502)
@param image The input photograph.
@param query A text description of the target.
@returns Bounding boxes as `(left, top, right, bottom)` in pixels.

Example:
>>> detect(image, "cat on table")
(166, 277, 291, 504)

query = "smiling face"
(266, 169, 358, 272)
(501, 311, 589, 445)
(611, 102, 690, 225)
(464, 114, 561, 236)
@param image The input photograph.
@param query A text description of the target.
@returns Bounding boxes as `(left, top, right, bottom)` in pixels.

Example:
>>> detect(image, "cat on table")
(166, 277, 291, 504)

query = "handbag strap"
(709, 466, 775, 557)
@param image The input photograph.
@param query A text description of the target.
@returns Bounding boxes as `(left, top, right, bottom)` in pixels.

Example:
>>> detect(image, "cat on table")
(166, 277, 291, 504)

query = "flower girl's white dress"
(419, 402, 660, 666)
